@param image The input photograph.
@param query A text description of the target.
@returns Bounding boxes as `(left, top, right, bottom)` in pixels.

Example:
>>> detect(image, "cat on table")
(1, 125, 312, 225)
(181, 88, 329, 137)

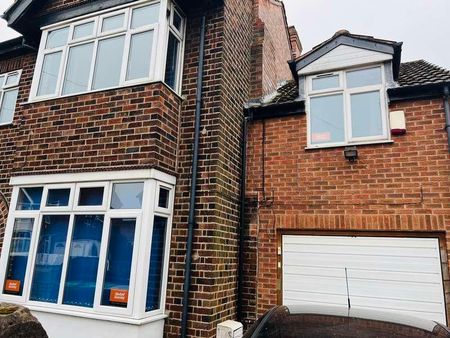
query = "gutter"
(244, 99, 305, 121)
(444, 85, 450, 153)
(181, 15, 206, 338)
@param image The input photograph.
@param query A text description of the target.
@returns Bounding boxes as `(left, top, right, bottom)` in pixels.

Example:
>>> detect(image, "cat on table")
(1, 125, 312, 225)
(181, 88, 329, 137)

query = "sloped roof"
(262, 60, 450, 106)
(292, 30, 403, 80)
(398, 60, 450, 87)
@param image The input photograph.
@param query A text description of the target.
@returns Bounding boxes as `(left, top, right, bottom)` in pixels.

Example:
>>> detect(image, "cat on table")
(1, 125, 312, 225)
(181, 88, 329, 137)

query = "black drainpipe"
(181, 15, 207, 338)
(444, 85, 450, 153)
(237, 115, 250, 323)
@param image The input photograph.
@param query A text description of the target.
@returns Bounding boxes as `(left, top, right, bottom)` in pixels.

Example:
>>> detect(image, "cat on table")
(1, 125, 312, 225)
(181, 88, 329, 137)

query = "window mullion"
(120, 32, 132, 85)
(88, 40, 99, 91)
(25, 213, 44, 302)
(93, 214, 111, 311)
(57, 213, 75, 305)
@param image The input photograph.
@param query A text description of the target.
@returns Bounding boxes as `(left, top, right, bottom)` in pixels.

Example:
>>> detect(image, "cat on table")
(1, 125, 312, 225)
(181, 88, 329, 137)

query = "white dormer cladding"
(298, 45, 393, 76)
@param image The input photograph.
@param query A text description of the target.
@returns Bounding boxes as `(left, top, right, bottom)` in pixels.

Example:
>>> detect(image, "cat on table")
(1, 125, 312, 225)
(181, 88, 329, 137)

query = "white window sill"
(26, 304, 168, 325)
(305, 139, 394, 150)
(21, 80, 183, 106)
(0, 122, 13, 127)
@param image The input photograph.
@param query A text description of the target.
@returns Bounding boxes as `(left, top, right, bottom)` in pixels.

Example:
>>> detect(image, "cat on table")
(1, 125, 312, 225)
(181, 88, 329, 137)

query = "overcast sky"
(1, 0, 449, 68)
(283, 0, 450, 69)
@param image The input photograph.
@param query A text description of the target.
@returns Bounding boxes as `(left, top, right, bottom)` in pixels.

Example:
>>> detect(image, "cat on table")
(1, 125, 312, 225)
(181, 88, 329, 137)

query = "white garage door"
(282, 235, 447, 324)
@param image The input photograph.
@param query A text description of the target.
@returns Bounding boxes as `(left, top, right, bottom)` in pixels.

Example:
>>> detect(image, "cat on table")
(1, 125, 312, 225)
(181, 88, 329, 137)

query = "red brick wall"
(244, 98, 450, 322)
(165, 0, 253, 336)
(251, 0, 294, 99)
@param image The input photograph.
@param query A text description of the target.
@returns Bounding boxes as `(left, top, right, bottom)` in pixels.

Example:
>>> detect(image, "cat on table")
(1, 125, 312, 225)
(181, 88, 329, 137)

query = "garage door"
(282, 235, 447, 324)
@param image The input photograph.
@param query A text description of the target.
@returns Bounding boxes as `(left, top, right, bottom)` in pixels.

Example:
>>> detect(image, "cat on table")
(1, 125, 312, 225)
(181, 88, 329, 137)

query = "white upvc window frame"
(29, 0, 186, 102)
(306, 64, 390, 149)
(0, 69, 22, 126)
(0, 170, 175, 323)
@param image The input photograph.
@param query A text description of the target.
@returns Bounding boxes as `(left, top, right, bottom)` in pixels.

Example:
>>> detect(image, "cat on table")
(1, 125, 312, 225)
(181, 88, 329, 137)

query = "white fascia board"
(10, 169, 176, 186)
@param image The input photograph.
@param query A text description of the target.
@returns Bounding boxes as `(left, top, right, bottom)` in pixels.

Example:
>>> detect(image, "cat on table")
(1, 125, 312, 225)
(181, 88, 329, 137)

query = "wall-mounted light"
(344, 146, 358, 162)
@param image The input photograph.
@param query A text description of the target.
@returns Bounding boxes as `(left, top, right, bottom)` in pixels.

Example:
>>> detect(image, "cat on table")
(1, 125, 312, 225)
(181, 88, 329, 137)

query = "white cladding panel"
(282, 235, 447, 324)
(299, 45, 393, 75)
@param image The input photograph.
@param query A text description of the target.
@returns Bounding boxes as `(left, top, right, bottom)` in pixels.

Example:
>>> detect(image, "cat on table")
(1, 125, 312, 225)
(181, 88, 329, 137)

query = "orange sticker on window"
(5, 280, 21, 293)
(312, 132, 331, 142)
(110, 289, 128, 304)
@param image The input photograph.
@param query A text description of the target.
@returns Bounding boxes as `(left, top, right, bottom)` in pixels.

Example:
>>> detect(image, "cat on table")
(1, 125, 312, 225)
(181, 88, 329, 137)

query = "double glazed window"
(0, 70, 21, 125)
(31, 0, 185, 100)
(1, 177, 173, 319)
(307, 66, 388, 148)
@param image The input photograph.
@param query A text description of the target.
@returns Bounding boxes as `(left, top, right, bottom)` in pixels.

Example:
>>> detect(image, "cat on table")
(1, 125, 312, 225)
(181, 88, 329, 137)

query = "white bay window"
(307, 65, 389, 148)
(30, 0, 185, 101)
(0, 170, 175, 322)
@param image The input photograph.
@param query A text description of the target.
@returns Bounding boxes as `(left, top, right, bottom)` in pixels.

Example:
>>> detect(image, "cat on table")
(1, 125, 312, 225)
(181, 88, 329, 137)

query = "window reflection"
(30, 215, 70, 303)
(63, 215, 104, 308)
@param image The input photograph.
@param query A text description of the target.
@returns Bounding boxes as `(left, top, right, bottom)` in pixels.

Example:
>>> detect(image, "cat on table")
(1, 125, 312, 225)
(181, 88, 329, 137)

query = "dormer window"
(30, 0, 185, 102)
(306, 65, 389, 148)
(0, 70, 21, 125)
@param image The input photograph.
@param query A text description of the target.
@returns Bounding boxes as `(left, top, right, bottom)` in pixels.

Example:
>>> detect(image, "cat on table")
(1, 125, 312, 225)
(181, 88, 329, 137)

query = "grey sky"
(1, 0, 449, 69)
(283, 0, 450, 69)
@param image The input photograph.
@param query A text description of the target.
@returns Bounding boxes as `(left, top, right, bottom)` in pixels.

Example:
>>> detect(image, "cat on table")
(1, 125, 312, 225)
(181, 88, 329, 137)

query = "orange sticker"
(5, 279, 21, 293)
(110, 289, 128, 304)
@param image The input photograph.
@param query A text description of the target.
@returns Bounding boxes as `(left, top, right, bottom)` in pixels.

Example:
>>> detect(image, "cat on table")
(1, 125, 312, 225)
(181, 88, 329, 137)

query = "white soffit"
(299, 45, 393, 75)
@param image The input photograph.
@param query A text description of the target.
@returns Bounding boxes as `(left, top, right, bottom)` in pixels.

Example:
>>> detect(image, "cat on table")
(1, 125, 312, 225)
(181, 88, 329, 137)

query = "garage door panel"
(282, 235, 447, 324)
(350, 295, 444, 316)
(284, 265, 441, 284)
(283, 243, 438, 258)
(284, 236, 438, 248)
(284, 251, 439, 273)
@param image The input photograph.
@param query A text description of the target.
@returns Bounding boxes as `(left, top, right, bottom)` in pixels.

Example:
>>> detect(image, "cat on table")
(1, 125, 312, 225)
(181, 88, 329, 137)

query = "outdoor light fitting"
(344, 146, 358, 162)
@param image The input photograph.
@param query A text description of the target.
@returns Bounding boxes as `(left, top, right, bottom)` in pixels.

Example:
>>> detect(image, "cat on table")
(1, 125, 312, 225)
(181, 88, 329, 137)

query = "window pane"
(78, 187, 104, 206)
(92, 36, 125, 90)
(63, 215, 104, 308)
(16, 187, 43, 211)
(347, 67, 382, 88)
(131, 4, 159, 29)
(101, 14, 125, 33)
(158, 188, 170, 209)
(0, 76, 4, 87)
(3, 219, 34, 296)
(312, 75, 339, 91)
(351, 91, 383, 138)
(173, 11, 183, 31)
(46, 27, 69, 49)
(30, 215, 70, 303)
(146, 216, 167, 311)
(101, 218, 136, 307)
(37, 52, 62, 96)
(111, 182, 144, 209)
(310, 94, 345, 145)
(73, 21, 94, 40)
(0, 89, 19, 124)
(63, 43, 94, 95)
(126, 31, 154, 81)
(46, 188, 71, 207)
(5, 73, 19, 86)
(164, 32, 180, 90)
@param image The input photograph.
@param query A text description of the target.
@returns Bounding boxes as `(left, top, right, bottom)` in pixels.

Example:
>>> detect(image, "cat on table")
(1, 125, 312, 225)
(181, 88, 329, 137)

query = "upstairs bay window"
(0, 171, 175, 321)
(30, 0, 185, 101)
(0, 70, 21, 125)
(307, 65, 389, 148)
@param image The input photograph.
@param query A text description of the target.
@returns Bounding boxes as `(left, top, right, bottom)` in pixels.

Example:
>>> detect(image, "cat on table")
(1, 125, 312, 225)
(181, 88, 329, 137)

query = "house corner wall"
(251, 0, 296, 99)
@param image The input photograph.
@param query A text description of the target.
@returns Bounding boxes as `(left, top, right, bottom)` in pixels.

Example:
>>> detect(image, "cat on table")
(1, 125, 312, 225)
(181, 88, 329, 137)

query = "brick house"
(243, 30, 450, 327)
(0, 0, 298, 337)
